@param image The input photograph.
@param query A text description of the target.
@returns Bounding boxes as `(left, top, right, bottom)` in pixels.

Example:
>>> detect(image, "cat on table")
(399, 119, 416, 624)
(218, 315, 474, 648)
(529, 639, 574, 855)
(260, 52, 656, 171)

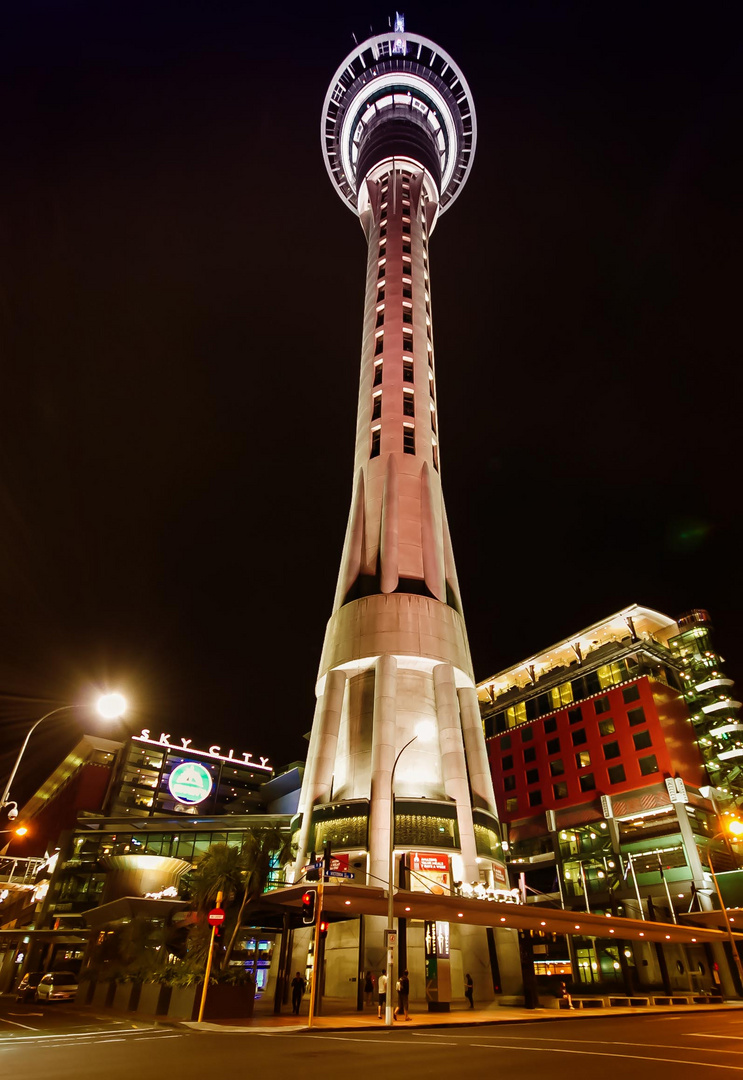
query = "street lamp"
(706, 820, 743, 993)
(0, 693, 128, 816)
(385, 721, 436, 1026)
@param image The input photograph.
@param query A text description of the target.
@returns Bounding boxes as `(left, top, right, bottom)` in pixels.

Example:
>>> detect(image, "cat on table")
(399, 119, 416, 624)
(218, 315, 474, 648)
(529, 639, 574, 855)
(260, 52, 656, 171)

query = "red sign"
(409, 851, 450, 894)
(329, 853, 349, 873)
(411, 851, 449, 874)
(208, 907, 225, 926)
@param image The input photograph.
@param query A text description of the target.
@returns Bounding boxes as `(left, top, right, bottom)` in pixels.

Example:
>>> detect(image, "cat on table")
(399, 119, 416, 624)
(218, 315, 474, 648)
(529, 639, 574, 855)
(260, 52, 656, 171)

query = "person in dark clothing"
(465, 972, 474, 1009)
(394, 969, 410, 1020)
(291, 971, 305, 1015)
(364, 970, 374, 1006)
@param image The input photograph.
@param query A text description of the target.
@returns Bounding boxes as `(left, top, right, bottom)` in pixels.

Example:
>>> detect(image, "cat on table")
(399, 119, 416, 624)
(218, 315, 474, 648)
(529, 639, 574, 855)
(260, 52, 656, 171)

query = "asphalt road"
(3, 1000, 743, 1078)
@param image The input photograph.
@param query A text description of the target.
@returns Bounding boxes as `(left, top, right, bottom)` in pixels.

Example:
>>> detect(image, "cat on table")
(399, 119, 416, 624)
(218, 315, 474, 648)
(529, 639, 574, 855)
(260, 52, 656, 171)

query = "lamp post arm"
(0, 706, 75, 810)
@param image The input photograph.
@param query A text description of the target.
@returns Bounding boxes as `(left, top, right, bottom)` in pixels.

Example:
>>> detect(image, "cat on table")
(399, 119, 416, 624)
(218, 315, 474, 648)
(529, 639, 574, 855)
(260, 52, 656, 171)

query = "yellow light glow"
(728, 820, 743, 836)
(15, 826, 28, 837)
(97, 693, 127, 720)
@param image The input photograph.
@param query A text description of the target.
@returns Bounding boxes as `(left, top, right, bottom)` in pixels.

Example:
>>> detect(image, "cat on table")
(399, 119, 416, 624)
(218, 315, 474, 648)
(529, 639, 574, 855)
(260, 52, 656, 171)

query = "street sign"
(208, 907, 225, 927)
(325, 870, 354, 879)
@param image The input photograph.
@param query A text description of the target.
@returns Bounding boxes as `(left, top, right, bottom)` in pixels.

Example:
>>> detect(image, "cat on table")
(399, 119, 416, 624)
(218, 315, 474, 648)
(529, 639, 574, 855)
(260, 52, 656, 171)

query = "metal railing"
(0, 856, 45, 885)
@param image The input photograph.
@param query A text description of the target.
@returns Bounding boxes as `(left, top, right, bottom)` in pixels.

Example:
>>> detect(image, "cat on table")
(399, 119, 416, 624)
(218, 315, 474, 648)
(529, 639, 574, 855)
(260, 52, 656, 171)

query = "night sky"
(1, 2, 742, 807)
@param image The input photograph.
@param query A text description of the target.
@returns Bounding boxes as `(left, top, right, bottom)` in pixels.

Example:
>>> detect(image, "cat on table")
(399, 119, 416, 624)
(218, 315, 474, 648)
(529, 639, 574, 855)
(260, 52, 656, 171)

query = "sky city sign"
(134, 729, 271, 772)
(168, 761, 214, 805)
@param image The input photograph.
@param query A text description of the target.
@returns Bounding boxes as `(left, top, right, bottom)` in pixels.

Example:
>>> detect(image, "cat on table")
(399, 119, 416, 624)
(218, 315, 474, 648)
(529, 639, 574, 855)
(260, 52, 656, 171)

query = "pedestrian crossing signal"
(319, 921, 328, 939)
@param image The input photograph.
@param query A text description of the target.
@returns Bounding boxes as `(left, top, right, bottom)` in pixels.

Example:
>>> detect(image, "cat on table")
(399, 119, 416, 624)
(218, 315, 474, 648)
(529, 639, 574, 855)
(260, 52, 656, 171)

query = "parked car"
(16, 971, 44, 1003)
(35, 971, 79, 1003)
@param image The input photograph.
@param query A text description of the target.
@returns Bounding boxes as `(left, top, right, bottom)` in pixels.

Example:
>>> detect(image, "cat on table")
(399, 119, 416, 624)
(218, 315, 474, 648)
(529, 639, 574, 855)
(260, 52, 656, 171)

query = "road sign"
(208, 907, 225, 927)
(325, 870, 354, 879)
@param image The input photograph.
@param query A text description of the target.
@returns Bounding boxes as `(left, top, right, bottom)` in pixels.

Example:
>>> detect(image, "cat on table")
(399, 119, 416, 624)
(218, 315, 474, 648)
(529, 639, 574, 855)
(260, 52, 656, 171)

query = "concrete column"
(434, 663, 479, 881)
(458, 685, 497, 814)
(294, 668, 347, 877)
(368, 654, 398, 888)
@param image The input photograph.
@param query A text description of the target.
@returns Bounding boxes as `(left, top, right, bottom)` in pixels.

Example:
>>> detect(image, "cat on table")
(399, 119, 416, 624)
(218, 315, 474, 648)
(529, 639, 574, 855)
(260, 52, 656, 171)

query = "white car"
(35, 971, 78, 1003)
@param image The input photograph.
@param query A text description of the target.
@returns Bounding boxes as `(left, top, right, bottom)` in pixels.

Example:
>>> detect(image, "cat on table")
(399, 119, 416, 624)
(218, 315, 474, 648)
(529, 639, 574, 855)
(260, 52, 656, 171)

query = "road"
(3, 998, 743, 1078)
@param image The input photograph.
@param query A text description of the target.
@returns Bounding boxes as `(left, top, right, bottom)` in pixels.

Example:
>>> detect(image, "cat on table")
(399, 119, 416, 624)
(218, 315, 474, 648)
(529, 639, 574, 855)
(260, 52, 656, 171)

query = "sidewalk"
(183, 994, 743, 1033)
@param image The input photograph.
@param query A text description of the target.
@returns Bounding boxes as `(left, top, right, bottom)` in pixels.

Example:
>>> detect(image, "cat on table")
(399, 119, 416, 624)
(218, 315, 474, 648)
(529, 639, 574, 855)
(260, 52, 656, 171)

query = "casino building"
(0, 729, 301, 991)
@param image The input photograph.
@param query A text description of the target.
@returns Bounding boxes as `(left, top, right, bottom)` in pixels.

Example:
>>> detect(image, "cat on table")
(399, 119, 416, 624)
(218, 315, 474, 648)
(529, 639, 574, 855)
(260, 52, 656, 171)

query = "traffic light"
(319, 920, 328, 939)
(302, 889, 317, 925)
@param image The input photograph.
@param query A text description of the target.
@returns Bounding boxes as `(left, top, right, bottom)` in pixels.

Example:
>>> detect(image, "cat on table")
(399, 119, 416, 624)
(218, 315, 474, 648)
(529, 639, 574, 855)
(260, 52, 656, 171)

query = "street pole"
(627, 853, 646, 920)
(197, 889, 223, 1023)
(706, 849, 743, 993)
(657, 855, 677, 924)
(385, 736, 417, 1027)
(0, 707, 75, 810)
(308, 872, 324, 1028)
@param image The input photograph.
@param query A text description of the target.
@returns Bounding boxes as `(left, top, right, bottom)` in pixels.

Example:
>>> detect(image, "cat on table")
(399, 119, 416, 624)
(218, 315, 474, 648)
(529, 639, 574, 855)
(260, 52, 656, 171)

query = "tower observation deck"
(295, 23, 502, 917)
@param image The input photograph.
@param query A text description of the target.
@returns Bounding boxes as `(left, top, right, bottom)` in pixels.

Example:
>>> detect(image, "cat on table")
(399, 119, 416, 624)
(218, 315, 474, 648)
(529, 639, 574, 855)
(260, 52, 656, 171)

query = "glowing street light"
(0, 693, 128, 816)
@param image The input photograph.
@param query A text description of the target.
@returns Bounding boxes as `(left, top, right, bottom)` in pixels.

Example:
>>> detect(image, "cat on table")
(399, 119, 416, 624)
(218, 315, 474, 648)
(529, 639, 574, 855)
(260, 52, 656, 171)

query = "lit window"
(575, 750, 591, 769)
(599, 717, 615, 736)
(553, 781, 568, 800)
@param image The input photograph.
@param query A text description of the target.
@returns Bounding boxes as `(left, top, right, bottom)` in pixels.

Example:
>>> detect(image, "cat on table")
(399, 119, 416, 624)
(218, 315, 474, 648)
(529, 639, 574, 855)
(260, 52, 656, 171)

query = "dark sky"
(1, 1, 742, 805)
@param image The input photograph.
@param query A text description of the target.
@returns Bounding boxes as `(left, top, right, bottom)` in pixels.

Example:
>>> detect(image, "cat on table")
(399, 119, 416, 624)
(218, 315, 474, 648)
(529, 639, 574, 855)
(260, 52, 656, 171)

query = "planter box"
(169, 981, 256, 1021)
(76, 979, 95, 1005)
(113, 982, 138, 1012)
(92, 980, 116, 1008)
(138, 981, 171, 1016)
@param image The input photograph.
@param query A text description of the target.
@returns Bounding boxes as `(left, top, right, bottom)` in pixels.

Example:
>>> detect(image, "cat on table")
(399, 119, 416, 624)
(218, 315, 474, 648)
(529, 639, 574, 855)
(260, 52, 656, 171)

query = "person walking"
(364, 970, 374, 1006)
(377, 970, 387, 1018)
(464, 972, 474, 1009)
(394, 969, 410, 1020)
(291, 971, 305, 1015)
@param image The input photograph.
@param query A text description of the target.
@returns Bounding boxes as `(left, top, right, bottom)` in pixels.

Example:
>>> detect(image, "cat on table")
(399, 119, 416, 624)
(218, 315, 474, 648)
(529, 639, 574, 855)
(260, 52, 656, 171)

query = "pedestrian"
(394, 968, 410, 1020)
(364, 970, 374, 1006)
(465, 972, 474, 1009)
(559, 980, 574, 1010)
(291, 971, 305, 1015)
(377, 970, 387, 1018)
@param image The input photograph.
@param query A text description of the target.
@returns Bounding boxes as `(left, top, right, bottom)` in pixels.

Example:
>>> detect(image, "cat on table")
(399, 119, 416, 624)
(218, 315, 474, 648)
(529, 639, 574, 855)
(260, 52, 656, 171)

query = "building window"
(622, 684, 641, 704)
(547, 738, 560, 756)
(575, 750, 591, 769)
(403, 310, 413, 324)
(378, 266, 385, 279)
(377, 289, 385, 302)
(403, 286, 412, 298)
(628, 707, 646, 726)
(571, 728, 587, 746)
(374, 338, 384, 356)
(595, 697, 610, 714)
(375, 312, 384, 328)
(608, 763, 626, 784)
(502, 754, 513, 771)
(603, 741, 620, 760)
(371, 395, 382, 421)
(633, 730, 652, 751)
(526, 768, 539, 785)
(529, 790, 543, 808)
(639, 754, 659, 775)
(403, 426, 415, 455)
(553, 781, 568, 800)
(380, 226, 387, 237)
(501, 735, 511, 750)
(430, 410, 436, 433)
(403, 243, 411, 254)
(599, 717, 615, 736)
(550, 759, 564, 777)
(403, 335, 413, 352)
(373, 362, 383, 386)
(403, 222, 411, 234)
(524, 746, 537, 764)
(579, 773, 596, 792)
(521, 727, 533, 743)
(370, 429, 381, 458)
(544, 717, 558, 734)
(504, 775, 516, 792)
(403, 359, 414, 382)
(403, 392, 415, 416)
(568, 708, 582, 725)
(432, 444, 439, 472)
(506, 798, 518, 813)
(379, 246, 386, 257)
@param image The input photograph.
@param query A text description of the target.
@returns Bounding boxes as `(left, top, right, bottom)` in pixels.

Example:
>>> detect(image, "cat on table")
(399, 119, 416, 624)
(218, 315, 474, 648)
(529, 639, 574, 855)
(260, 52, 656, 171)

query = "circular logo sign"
(168, 761, 213, 805)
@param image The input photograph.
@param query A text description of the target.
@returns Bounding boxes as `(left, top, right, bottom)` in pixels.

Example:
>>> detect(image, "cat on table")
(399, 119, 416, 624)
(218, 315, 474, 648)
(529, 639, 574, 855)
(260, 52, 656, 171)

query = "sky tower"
(294, 19, 505, 985)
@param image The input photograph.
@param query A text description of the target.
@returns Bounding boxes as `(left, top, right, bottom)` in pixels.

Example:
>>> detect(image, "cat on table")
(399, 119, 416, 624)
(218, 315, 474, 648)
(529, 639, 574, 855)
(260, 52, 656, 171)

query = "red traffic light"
(319, 920, 328, 938)
(302, 889, 317, 925)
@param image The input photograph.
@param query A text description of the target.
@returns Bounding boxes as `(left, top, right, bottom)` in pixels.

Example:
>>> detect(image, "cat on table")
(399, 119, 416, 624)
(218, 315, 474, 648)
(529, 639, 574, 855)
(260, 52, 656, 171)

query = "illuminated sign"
(168, 761, 214, 805)
(134, 729, 271, 772)
(409, 851, 450, 894)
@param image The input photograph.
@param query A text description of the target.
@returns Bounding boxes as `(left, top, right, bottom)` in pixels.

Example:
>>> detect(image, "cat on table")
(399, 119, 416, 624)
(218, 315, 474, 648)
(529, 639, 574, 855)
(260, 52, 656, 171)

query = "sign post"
(198, 890, 224, 1022)
(307, 872, 324, 1028)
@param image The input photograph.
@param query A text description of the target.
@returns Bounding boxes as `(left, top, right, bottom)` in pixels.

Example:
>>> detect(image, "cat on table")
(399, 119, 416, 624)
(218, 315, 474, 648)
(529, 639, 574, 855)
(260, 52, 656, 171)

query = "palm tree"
(190, 828, 293, 972)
